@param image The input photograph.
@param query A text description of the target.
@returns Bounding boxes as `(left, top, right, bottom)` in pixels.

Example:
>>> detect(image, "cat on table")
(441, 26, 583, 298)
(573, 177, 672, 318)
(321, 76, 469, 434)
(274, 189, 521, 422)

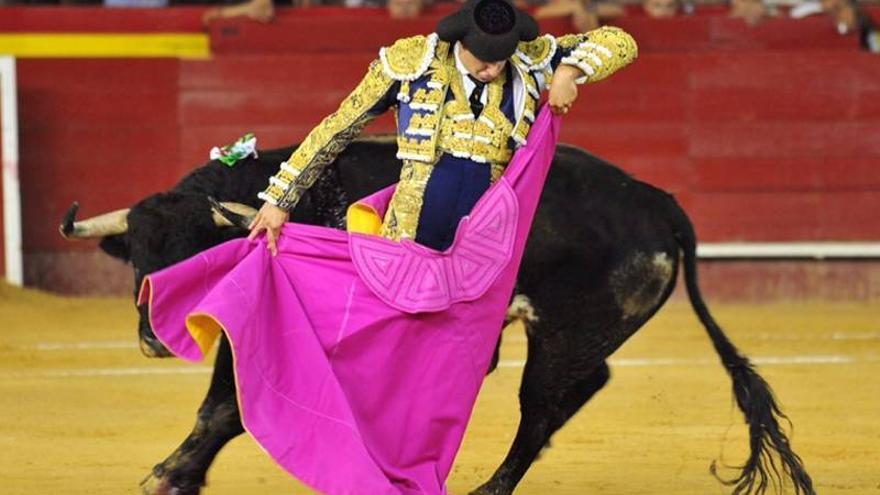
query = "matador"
(248, 0, 637, 251)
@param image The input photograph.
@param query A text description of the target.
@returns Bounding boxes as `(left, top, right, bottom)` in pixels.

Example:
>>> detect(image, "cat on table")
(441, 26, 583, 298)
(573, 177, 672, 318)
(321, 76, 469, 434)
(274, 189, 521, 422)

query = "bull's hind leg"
(141, 336, 244, 495)
(471, 331, 611, 495)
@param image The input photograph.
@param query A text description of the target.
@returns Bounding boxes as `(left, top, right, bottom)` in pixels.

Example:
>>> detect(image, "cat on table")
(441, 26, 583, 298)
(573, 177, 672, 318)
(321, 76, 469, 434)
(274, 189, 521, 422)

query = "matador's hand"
(548, 69, 579, 115)
(248, 202, 290, 256)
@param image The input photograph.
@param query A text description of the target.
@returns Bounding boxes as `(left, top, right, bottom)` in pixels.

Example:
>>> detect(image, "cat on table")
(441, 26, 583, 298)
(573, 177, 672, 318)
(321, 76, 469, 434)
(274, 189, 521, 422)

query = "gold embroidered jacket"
(259, 26, 638, 241)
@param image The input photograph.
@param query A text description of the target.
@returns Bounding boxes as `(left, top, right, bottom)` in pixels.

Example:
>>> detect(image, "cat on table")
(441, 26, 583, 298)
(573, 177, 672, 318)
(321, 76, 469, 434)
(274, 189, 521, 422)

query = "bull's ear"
(99, 234, 131, 262)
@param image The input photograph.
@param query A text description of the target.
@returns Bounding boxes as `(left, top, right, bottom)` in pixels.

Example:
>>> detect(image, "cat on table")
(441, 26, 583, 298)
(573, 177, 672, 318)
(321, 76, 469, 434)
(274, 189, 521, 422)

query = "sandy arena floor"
(1, 282, 878, 494)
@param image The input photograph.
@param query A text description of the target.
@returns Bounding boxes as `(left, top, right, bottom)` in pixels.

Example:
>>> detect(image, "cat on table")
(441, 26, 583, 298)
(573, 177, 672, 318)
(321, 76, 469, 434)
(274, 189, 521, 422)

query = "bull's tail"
(661, 192, 815, 495)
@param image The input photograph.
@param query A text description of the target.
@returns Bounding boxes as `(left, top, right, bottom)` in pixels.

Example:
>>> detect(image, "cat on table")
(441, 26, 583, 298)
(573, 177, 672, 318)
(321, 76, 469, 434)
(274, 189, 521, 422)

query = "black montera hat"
(436, 0, 539, 62)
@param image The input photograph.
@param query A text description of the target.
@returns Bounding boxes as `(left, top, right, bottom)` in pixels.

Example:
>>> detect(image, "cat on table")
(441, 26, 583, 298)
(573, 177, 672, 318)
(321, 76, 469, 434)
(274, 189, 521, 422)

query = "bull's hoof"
(140, 471, 200, 495)
(139, 336, 174, 358)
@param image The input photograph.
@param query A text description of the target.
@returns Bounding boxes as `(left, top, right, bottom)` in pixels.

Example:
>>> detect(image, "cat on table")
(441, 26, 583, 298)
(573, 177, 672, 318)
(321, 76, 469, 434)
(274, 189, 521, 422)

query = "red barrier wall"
(10, 8, 880, 295)
(174, 51, 880, 242)
(210, 12, 859, 54)
(0, 7, 206, 32)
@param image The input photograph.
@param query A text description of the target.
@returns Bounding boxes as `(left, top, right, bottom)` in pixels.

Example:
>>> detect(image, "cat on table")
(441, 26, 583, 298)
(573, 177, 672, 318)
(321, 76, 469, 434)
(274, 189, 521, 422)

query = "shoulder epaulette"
(514, 34, 557, 72)
(379, 33, 439, 82)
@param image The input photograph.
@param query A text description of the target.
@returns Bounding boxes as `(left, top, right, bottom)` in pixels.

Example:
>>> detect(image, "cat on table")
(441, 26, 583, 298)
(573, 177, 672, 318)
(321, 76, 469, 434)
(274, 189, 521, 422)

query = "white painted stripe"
(697, 242, 880, 259)
(30, 341, 139, 351)
(1, 56, 22, 286)
(832, 332, 880, 341)
(503, 332, 880, 344)
(0, 366, 212, 379)
(751, 332, 880, 342)
(497, 354, 879, 369)
(16, 330, 879, 354)
(1, 354, 876, 380)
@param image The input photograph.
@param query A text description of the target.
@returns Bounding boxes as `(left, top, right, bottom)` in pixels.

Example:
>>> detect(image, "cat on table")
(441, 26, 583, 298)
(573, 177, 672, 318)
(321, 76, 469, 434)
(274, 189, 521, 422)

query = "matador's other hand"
(248, 202, 290, 256)
(548, 78, 577, 115)
(548, 72, 579, 115)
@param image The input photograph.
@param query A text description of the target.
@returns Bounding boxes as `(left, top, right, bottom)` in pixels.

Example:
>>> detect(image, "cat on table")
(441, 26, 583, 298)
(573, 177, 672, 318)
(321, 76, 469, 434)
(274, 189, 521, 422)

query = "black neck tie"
(468, 76, 486, 118)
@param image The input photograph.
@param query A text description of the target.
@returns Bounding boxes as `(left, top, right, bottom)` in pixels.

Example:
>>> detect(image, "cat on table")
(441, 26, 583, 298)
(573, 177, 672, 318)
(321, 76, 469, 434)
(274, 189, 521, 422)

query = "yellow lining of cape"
(186, 314, 225, 358)
(346, 202, 383, 235)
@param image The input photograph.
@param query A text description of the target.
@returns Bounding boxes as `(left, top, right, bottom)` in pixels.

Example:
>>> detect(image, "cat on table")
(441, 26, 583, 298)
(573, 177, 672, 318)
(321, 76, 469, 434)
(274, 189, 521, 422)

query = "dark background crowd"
(1, 0, 878, 52)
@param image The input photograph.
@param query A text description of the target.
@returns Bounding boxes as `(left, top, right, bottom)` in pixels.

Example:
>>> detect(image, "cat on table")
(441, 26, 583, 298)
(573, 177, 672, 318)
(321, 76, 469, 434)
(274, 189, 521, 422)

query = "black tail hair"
(661, 192, 815, 495)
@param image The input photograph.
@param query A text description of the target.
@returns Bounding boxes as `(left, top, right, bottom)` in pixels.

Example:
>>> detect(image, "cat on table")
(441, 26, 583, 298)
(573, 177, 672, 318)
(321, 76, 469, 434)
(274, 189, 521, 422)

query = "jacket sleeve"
(517, 26, 638, 91)
(258, 59, 399, 210)
(552, 26, 638, 85)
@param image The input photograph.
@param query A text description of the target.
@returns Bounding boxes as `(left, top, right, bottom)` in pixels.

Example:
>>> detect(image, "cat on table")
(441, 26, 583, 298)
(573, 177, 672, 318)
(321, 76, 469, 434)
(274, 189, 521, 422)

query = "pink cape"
(139, 108, 561, 495)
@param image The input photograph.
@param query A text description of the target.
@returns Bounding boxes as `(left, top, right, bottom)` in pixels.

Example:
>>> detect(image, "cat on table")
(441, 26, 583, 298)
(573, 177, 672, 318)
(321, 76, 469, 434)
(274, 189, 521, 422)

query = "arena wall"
(0, 91, 5, 279)
(8, 7, 880, 299)
(0, 103, 4, 280)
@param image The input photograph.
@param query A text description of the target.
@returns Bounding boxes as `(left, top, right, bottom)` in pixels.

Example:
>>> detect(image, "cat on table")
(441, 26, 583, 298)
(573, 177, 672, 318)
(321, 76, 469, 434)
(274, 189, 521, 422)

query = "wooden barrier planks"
(209, 10, 858, 55)
(171, 50, 880, 243)
(681, 191, 880, 241)
(14, 42, 880, 258)
(0, 7, 205, 33)
(692, 157, 880, 192)
(17, 59, 181, 252)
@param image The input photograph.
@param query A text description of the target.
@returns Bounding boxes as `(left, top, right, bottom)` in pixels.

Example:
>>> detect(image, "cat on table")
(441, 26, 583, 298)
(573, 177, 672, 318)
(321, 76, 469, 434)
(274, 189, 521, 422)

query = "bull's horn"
(59, 202, 130, 239)
(210, 198, 257, 229)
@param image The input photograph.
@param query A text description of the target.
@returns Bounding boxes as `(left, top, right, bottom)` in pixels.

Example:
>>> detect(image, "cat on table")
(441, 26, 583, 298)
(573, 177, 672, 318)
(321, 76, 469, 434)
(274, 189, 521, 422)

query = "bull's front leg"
(141, 336, 244, 495)
(471, 320, 611, 495)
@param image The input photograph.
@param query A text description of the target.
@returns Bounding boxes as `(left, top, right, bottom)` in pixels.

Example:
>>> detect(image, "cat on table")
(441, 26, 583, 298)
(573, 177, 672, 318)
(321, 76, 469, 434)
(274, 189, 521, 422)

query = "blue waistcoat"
(415, 70, 517, 251)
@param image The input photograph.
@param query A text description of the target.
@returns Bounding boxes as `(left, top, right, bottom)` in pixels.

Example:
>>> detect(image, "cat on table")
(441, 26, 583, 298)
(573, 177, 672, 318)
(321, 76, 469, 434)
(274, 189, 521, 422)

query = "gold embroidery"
(382, 29, 637, 243)
(517, 34, 557, 70)
(542, 66, 554, 87)
(380, 34, 439, 81)
(397, 80, 411, 102)
(397, 61, 450, 162)
(558, 26, 638, 85)
(405, 111, 441, 136)
(261, 59, 395, 209)
(490, 163, 506, 183)
(397, 136, 438, 163)
(556, 33, 587, 51)
(384, 45, 529, 239)
(380, 160, 434, 240)
(436, 56, 514, 164)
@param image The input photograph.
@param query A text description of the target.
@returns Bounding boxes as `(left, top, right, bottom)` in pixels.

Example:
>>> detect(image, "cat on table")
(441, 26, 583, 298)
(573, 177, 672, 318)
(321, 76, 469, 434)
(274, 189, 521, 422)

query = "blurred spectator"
(729, 0, 771, 25)
(643, 0, 680, 18)
(105, 0, 167, 5)
(789, 0, 824, 18)
(821, 0, 880, 51)
(201, 0, 275, 23)
(386, 0, 423, 18)
(341, 0, 424, 18)
(533, 0, 625, 32)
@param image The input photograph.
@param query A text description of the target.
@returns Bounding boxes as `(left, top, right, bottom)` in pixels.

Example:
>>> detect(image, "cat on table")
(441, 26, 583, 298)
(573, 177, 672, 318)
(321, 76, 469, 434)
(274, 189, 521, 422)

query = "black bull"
(60, 138, 813, 495)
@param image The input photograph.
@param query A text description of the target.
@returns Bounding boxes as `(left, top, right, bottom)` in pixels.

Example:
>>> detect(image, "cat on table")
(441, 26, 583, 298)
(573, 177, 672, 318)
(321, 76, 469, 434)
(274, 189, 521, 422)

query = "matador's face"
(459, 44, 508, 83)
